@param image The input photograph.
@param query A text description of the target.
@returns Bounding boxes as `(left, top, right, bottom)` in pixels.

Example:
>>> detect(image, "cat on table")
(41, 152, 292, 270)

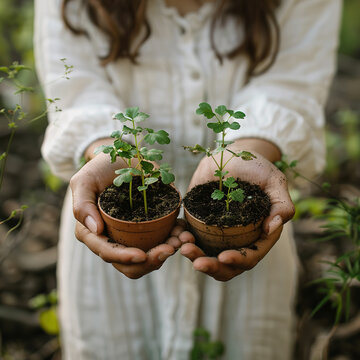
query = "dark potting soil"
(184, 180, 271, 227)
(99, 177, 180, 222)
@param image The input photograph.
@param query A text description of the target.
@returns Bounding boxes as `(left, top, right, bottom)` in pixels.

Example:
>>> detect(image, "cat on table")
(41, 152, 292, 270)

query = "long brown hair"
(62, 0, 281, 77)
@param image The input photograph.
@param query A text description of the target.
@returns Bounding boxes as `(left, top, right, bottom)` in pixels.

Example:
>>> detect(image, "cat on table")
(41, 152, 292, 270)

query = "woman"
(34, 0, 341, 358)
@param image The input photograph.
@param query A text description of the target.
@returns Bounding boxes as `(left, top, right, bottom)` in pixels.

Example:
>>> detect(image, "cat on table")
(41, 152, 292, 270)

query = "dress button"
(191, 70, 201, 80)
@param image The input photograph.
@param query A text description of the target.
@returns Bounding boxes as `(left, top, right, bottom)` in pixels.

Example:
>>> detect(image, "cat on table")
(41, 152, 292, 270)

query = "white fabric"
(34, 0, 341, 359)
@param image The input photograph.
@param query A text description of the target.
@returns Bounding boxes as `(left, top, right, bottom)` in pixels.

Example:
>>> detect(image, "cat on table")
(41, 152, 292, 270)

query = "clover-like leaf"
(140, 147, 163, 161)
(223, 177, 238, 189)
(125, 107, 139, 119)
(133, 111, 149, 123)
(183, 144, 209, 155)
(196, 102, 215, 119)
(229, 188, 245, 202)
(113, 168, 133, 186)
(110, 130, 122, 138)
(114, 112, 128, 122)
(140, 160, 154, 173)
(144, 129, 170, 144)
(233, 111, 246, 119)
(211, 189, 225, 200)
(160, 166, 175, 184)
(144, 177, 158, 186)
(94, 145, 113, 155)
(215, 105, 227, 116)
(214, 170, 229, 178)
(114, 139, 132, 151)
(229, 121, 240, 130)
(207, 122, 225, 133)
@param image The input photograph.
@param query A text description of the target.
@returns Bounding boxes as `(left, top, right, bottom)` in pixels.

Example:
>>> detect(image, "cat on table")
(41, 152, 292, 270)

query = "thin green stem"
(132, 120, 148, 215)
(219, 130, 225, 192)
(0, 128, 16, 191)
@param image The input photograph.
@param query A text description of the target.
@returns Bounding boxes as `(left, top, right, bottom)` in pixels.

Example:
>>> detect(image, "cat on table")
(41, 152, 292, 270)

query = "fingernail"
(85, 216, 97, 233)
(267, 215, 283, 235)
(158, 252, 173, 262)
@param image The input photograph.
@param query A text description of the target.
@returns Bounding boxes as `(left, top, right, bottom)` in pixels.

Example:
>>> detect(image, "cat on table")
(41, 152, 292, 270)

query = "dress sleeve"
(34, 0, 125, 181)
(226, 0, 342, 179)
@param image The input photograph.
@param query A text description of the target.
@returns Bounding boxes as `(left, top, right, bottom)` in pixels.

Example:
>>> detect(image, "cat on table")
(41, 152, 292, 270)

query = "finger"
(147, 243, 175, 262)
(263, 173, 295, 234)
(218, 225, 283, 270)
(167, 236, 182, 249)
(70, 171, 104, 235)
(111, 244, 175, 279)
(192, 257, 242, 281)
(180, 243, 206, 261)
(178, 231, 195, 244)
(171, 225, 185, 237)
(75, 222, 147, 264)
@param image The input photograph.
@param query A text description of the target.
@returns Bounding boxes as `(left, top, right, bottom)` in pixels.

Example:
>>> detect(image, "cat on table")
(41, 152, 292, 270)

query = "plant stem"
(219, 130, 225, 192)
(132, 120, 148, 215)
(0, 128, 16, 191)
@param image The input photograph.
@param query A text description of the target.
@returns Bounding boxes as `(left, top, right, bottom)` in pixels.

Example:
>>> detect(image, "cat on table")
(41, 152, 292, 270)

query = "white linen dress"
(34, 0, 341, 359)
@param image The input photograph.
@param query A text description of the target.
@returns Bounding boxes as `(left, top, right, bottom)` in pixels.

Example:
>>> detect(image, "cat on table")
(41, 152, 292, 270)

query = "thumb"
(263, 181, 295, 235)
(70, 175, 104, 235)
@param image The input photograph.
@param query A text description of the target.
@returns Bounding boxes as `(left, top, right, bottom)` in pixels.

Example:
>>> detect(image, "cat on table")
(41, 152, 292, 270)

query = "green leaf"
(223, 177, 237, 188)
(215, 105, 227, 116)
(160, 169, 175, 184)
(238, 151, 256, 161)
(144, 177, 158, 186)
(144, 129, 170, 144)
(211, 189, 225, 200)
(140, 147, 163, 161)
(114, 112, 128, 122)
(207, 122, 225, 133)
(140, 161, 154, 173)
(110, 130, 122, 138)
(94, 145, 113, 155)
(183, 144, 208, 154)
(114, 139, 132, 150)
(213, 146, 226, 155)
(229, 121, 240, 130)
(214, 170, 228, 178)
(29, 294, 48, 309)
(229, 188, 245, 202)
(138, 185, 148, 191)
(0, 77, 4, 84)
(233, 111, 246, 119)
(0, 66, 9, 74)
(113, 168, 140, 186)
(196, 102, 215, 119)
(39, 307, 60, 335)
(133, 111, 149, 123)
(125, 107, 139, 119)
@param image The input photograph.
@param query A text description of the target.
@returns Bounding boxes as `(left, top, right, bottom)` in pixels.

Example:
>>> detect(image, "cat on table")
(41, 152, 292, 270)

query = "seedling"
(96, 107, 175, 216)
(184, 102, 256, 210)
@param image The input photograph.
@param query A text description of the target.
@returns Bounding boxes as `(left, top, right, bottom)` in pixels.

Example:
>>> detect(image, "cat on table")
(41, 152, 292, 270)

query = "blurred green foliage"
(339, 0, 360, 57)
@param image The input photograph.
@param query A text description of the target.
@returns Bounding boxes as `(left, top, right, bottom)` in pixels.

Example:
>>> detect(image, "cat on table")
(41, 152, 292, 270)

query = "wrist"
(84, 137, 114, 162)
(229, 138, 281, 163)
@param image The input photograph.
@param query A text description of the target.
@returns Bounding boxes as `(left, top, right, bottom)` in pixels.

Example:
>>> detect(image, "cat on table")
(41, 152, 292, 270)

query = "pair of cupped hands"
(70, 139, 295, 282)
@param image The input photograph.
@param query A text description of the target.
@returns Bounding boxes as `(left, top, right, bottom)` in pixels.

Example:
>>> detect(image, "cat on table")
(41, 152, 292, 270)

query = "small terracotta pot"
(184, 207, 263, 256)
(98, 188, 181, 252)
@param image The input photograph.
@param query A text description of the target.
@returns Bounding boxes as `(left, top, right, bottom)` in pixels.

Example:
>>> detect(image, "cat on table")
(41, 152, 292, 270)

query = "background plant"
(96, 106, 175, 216)
(184, 102, 255, 211)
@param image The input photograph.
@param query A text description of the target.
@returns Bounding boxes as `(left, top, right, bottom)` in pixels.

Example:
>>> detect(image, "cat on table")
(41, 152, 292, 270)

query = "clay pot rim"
(98, 184, 182, 225)
(183, 205, 263, 231)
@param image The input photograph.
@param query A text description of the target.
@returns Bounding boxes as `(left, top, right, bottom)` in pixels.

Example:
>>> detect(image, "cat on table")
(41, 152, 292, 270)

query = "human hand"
(181, 141, 295, 281)
(75, 218, 195, 279)
(70, 151, 194, 278)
